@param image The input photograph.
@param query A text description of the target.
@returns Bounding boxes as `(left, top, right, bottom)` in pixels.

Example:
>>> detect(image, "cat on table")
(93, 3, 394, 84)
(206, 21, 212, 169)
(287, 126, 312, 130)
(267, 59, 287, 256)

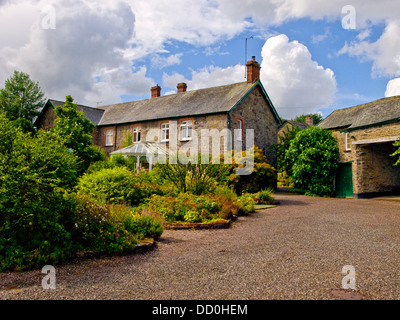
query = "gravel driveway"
(1, 193, 400, 300)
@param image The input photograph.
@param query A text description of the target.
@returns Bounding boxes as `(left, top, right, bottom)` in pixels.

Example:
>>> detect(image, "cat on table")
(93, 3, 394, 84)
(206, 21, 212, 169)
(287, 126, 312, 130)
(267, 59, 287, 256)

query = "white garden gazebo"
(110, 141, 169, 172)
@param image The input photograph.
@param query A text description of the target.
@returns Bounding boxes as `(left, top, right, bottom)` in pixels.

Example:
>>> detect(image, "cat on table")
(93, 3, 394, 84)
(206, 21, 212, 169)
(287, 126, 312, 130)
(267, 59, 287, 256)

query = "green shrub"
(285, 126, 339, 197)
(145, 193, 233, 223)
(223, 146, 277, 195)
(77, 167, 167, 206)
(156, 153, 230, 195)
(77, 167, 136, 205)
(277, 170, 294, 187)
(0, 115, 79, 271)
(256, 188, 275, 204)
(234, 194, 256, 216)
(74, 197, 137, 254)
(110, 205, 164, 240)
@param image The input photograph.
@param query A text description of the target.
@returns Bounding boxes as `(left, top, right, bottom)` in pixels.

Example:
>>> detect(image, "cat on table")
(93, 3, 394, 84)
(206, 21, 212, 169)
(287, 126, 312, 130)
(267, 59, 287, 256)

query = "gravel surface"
(1, 193, 400, 300)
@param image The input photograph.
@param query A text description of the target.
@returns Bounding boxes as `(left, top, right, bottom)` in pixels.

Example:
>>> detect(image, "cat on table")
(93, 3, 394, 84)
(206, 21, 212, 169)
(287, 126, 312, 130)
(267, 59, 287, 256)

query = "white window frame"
(105, 129, 114, 147)
(132, 127, 141, 143)
(237, 119, 243, 141)
(180, 120, 193, 141)
(345, 132, 351, 151)
(161, 123, 170, 142)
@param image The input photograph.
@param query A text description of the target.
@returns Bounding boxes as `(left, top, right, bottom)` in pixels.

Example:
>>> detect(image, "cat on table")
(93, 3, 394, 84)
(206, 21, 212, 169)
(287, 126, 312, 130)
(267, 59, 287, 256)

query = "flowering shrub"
(74, 196, 163, 253)
(74, 197, 137, 253)
(222, 146, 277, 195)
(145, 193, 230, 224)
(234, 194, 256, 216)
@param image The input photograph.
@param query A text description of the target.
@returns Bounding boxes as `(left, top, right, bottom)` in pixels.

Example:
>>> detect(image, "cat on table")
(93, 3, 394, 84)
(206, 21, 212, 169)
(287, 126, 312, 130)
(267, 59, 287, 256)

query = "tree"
(0, 114, 79, 271)
(0, 71, 46, 122)
(52, 95, 105, 175)
(285, 126, 339, 197)
(276, 125, 300, 172)
(392, 138, 400, 166)
(293, 113, 324, 125)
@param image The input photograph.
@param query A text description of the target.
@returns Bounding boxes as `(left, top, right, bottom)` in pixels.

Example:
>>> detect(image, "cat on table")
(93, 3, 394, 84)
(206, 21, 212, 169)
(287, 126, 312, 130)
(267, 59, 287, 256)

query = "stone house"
(34, 99, 104, 132)
(35, 58, 282, 165)
(318, 96, 400, 198)
(278, 117, 313, 142)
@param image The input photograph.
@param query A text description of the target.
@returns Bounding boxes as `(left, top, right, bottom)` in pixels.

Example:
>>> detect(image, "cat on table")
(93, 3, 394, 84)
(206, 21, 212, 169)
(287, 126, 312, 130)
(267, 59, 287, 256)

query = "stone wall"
(230, 86, 279, 164)
(35, 105, 57, 131)
(94, 113, 229, 156)
(332, 122, 400, 198)
(353, 142, 400, 197)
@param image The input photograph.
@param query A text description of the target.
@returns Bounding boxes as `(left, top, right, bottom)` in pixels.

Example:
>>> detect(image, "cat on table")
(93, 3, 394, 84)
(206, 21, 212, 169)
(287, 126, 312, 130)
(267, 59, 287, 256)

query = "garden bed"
(165, 217, 237, 230)
(74, 237, 156, 260)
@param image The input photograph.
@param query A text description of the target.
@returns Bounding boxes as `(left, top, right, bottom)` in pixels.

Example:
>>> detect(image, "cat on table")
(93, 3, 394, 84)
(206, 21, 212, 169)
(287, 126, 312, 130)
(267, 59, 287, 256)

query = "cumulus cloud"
(0, 0, 144, 106)
(339, 21, 400, 78)
(126, 0, 250, 61)
(1, 0, 400, 107)
(385, 78, 400, 98)
(217, 0, 400, 27)
(260, 34, 337, 119)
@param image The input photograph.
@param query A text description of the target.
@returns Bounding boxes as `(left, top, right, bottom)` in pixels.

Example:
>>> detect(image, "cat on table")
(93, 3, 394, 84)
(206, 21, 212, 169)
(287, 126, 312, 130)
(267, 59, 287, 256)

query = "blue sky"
(139, 17, 390, 119)
(1, 0, 400, 120)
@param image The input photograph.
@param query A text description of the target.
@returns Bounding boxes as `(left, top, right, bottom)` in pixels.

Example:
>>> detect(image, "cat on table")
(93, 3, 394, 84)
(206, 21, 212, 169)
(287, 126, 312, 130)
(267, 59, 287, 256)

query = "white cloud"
(126, 0, 250, 61)
(260, 34, 337, 119)
(0, 0, 142, 106)
(1, 0, 400, 107)
(339, 21, 400, 78)
(385, 78, 400, 98)
(162, 64, 245, 93)
(217, 0, 400, 27)
(151, 53, 183, 69)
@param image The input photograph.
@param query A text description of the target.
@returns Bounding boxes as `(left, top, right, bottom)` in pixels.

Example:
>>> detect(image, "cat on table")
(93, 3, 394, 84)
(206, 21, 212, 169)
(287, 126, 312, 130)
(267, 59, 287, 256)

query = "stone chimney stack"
(177, 83, 187, 93)
(246, 56, 261, 83)
(151, 85, 161, 98)
(306, 116, 314, 126)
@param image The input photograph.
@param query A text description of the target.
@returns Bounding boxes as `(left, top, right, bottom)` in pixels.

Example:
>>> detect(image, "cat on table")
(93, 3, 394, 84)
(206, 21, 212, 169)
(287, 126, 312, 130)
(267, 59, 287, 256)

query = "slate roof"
(97, 81, 272, 126)
(280, 120, 309, 130)
(318, 95, 400, 131)
(48, 99, 105, 126)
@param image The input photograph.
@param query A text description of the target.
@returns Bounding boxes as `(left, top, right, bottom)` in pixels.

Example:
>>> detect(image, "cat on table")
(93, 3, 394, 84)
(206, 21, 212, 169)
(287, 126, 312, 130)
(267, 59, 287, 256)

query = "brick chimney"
(177, 83, 187, 93)
(306, 116, 314, 126)
(151, 85, 161, 98)
(246, 56, 261, 83)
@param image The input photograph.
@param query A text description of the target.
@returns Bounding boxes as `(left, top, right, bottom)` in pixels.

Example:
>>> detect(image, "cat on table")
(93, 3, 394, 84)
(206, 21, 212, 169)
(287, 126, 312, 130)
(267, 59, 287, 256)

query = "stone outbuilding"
(318, 96, 400, 198)
(278, 118, 312, 142)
